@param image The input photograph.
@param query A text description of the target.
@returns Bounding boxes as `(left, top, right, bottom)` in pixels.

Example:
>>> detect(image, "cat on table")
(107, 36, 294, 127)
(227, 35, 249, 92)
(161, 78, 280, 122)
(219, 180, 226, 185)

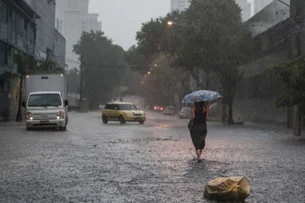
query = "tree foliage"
(66, 68, 80, 93)
(124, 45, 147, 74)
(134, 0, 252, 123)
(73, 31, 127, 108)
(266, 56, 305, 115)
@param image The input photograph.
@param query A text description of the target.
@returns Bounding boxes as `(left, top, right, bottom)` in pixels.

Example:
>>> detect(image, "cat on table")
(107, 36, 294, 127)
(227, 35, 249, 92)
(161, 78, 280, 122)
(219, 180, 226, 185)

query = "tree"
(135, 12, 191, 106)
(266, 56, 305, 136)
(124, 45, 147, 73)
(66, 68, 80, 93)
(73, 31, 127, 108)
(176, 0, 253, 124)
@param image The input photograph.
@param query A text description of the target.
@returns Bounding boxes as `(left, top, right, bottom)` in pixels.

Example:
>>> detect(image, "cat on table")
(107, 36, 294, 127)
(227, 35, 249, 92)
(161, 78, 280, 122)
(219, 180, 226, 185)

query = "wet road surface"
(0, 111, 305, 202)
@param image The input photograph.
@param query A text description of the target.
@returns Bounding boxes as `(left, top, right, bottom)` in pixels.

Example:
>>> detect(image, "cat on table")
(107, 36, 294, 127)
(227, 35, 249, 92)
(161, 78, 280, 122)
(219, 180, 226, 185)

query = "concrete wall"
(54, 29, 66, 68)
(26, 0, 56, 60)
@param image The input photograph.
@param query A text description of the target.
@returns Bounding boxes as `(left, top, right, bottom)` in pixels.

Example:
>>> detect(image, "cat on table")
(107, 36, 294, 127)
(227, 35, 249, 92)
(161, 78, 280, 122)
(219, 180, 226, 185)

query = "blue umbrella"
(182, 90, 222, 104)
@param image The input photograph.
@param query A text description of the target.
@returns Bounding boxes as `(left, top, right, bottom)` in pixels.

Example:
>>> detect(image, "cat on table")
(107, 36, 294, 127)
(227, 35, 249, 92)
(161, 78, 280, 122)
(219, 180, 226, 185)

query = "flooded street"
(0, 112, 305, 203)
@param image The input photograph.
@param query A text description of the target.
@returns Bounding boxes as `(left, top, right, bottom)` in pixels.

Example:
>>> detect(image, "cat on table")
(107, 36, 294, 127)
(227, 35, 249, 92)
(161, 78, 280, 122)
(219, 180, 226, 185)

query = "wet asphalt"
(0, 111, 305, 203)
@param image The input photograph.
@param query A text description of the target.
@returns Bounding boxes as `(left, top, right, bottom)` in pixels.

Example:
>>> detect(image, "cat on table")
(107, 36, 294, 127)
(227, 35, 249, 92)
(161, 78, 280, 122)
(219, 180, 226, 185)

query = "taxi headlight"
(126, 112, 133, 116)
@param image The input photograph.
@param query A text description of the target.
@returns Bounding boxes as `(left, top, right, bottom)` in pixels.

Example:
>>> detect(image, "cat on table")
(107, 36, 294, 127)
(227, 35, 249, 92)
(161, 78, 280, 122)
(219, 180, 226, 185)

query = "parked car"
(179, 107, 192, 119)
(153, 105, 164, 112)
(99, 103, 105, 109)
(164, 106, 176, 115)
(102, 102, 146, 124)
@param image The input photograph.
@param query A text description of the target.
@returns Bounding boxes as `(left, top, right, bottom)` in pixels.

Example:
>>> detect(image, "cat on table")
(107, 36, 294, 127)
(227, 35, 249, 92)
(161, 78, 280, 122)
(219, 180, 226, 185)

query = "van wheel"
(139, 121, 145, 124)
(26, 127, 31, 131)
(102, 115, 108, 124)
(119, 116, 125, 124)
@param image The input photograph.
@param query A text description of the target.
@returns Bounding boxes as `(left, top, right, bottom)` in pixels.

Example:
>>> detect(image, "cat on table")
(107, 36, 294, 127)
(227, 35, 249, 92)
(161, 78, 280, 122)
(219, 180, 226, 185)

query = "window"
(119, 104, 137, 110)
(28, 94, 62, 107)
(105, 104, 114, 110)
(0, 42, 7, 66)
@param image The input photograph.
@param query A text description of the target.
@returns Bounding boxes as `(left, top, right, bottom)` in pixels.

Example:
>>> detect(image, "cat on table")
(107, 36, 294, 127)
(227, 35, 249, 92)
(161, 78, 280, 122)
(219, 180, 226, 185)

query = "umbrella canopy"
(182, 90, 222, 104)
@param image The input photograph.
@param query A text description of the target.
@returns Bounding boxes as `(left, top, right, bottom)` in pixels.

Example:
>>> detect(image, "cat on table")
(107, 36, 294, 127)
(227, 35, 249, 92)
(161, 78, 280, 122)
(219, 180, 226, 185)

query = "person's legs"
(196, 149, 201, 160)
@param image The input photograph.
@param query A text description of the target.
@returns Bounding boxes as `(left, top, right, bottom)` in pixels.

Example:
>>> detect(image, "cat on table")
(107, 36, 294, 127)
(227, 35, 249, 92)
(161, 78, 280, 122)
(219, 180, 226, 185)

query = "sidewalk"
(0, 121, 25, 128)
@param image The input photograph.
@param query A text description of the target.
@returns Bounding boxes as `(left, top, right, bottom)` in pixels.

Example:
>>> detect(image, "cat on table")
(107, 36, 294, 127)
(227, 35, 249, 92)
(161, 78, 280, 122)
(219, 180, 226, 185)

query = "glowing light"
(167, 21, 173, 26)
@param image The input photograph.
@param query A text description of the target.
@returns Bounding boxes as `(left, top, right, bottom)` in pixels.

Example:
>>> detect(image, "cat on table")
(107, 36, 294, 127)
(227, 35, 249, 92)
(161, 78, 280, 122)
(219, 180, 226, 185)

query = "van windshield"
(28, 94, 62, 107)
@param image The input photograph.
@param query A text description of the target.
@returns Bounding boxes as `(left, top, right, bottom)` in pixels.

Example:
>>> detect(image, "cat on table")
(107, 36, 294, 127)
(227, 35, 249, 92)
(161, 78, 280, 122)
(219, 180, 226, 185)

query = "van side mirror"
(22, 101, 26, 108)
(64, 100, 69, 106)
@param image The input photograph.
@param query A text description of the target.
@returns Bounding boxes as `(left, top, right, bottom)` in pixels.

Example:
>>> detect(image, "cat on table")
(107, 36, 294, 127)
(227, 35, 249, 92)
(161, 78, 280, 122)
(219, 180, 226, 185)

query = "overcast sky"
(89, 0, 170, 50)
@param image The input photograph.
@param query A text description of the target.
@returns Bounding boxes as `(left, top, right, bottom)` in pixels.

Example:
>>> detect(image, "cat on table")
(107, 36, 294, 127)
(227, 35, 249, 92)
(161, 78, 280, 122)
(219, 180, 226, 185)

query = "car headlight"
(126, 112, 133, 116)
(57, 111, 65, 119)
(26, 112, 33, 120)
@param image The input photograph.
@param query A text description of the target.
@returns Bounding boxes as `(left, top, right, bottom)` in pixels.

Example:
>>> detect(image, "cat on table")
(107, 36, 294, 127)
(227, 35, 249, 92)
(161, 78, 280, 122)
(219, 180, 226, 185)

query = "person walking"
(189, 101, 209, 163)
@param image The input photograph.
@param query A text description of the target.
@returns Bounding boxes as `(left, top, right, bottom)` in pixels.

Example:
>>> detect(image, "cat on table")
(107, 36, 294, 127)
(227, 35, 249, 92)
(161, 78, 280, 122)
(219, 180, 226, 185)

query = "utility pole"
(289, 0, 305, 136)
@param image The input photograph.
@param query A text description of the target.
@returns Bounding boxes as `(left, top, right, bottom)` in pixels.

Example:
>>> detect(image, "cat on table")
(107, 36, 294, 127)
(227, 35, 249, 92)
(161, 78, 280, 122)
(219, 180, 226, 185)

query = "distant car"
(102, 102, 146, 124)
(179, 107, 192, 119)
(164, 106, 176, 115)
(99, 103, 105, 109)
(153, 105, 164, 112)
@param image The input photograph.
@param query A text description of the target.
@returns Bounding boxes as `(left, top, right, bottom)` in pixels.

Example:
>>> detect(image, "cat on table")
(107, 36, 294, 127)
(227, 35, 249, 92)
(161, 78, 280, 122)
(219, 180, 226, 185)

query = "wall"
(54, 29, 66, 68)
(0, 0, 38, 120)
(232, 3, 293, 125)
(64, 9, 81, 68)
(26, 0, 56, 60)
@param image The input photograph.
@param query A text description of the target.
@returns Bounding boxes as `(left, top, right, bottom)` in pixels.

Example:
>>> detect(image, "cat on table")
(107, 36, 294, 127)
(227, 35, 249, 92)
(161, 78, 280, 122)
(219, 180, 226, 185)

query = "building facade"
(86, 13, 102, 32)
(170, 0, 253, 21)
(24, 0, 55, 60)
(235, 0, 252, 21)
(254, 0, 273, 14)
(24, 0, 66, 67)
(54, 29, 66, 69)
(0, 0, 38, 120)
(170, 0, 190, 12)
(55, 0, 102, 69)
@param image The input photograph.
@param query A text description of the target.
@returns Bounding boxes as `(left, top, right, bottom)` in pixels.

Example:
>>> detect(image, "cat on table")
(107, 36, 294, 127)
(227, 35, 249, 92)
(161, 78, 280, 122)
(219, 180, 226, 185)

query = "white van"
(22, 74, 69, 130)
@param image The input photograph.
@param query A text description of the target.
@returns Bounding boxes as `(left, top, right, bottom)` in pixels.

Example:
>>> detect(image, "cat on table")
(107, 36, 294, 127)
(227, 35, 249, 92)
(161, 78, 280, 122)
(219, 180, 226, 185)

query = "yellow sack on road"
(204, 176, 250, 202)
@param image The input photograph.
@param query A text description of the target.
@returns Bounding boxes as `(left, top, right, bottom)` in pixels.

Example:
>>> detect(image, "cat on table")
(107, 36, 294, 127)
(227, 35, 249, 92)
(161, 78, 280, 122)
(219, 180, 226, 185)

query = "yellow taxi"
(101, 102, 146, 124)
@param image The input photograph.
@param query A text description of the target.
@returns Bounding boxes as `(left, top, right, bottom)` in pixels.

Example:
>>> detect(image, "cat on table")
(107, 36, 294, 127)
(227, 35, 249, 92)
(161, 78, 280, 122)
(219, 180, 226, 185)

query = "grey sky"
(89, 0, 170, 50)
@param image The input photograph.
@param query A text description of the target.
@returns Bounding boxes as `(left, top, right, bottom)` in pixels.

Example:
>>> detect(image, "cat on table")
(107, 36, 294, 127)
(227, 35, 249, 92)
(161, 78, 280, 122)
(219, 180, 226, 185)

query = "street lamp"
(154, 63, 158, 67)
(167, 21, 174, 26)
(147, 71, 151, 75)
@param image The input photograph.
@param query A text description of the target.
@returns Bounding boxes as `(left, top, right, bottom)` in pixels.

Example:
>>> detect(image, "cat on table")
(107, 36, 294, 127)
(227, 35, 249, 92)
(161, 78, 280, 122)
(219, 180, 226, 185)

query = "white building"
(235, 0, 252, 21)
(86, 13, 102, 32)
(170, 0, 253, 21)
(254, 0, 273, 14)
(55, 0, 102, 69)
(170, 0, 190, 12)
